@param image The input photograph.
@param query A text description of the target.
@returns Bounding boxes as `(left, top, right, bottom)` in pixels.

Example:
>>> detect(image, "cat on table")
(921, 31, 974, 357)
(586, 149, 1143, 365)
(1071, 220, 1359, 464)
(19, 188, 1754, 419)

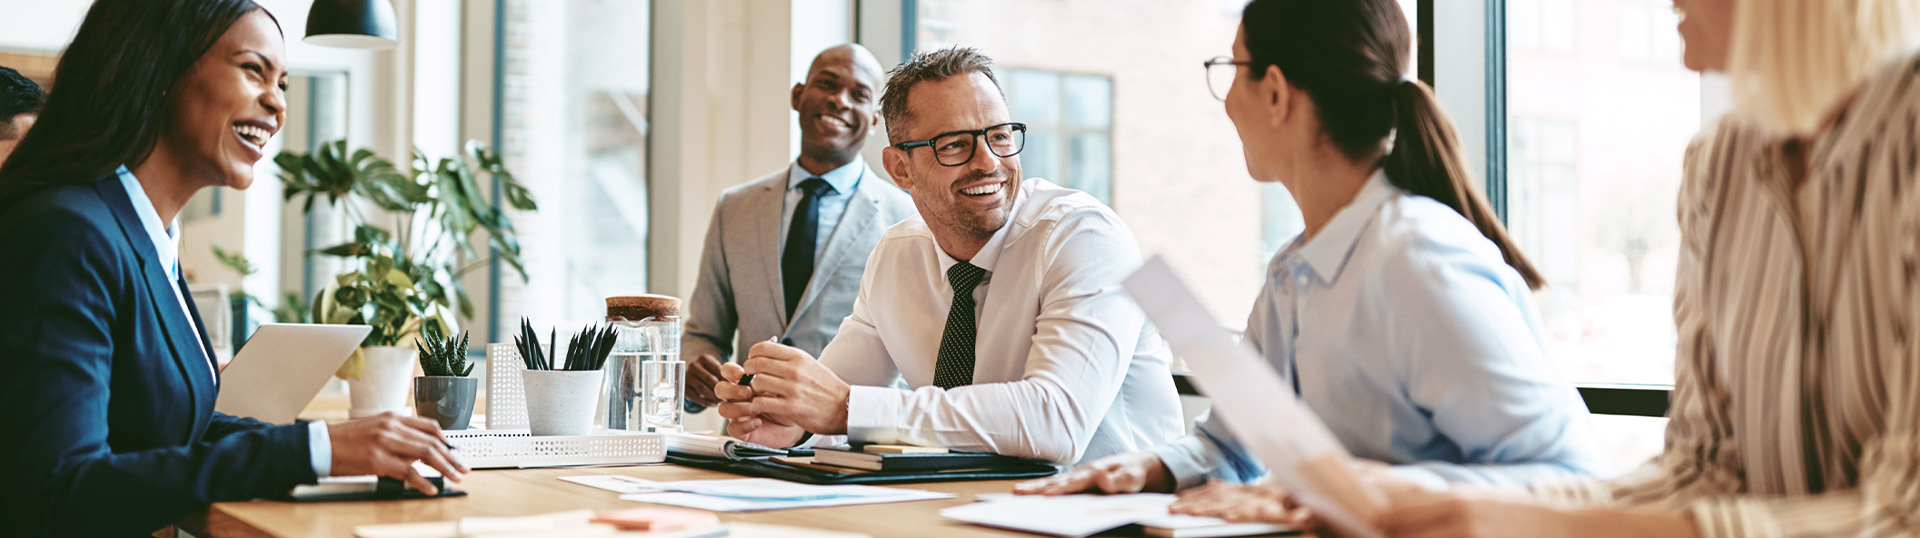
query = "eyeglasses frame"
(1204, 56, 1255, 102)
(891, 122, 1030, 167)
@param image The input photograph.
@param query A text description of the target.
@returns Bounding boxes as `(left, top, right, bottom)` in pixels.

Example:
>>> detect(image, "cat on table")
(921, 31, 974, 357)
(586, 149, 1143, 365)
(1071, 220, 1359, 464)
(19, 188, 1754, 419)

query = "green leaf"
(385, 269, 415, 289)
(316, 242, 372, 257)
(500, 179, 538, 211)
(210, 245, 257, 277)
(352, 225, 393, 246)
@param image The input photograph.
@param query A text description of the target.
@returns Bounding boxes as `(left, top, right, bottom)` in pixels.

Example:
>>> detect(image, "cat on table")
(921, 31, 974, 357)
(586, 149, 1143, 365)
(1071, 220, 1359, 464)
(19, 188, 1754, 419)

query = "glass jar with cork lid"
(603, 294, 684, 432)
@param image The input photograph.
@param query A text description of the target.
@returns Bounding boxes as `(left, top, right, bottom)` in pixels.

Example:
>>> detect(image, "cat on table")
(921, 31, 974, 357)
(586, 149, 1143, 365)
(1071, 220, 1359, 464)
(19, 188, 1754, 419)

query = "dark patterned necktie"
(782, 177, 835, 321)
(933, 261, 988, 389)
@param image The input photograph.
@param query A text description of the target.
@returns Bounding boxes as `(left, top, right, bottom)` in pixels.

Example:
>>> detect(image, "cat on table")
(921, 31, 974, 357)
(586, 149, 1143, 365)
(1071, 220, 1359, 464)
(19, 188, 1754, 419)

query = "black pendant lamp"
(304, 0, 400, 50)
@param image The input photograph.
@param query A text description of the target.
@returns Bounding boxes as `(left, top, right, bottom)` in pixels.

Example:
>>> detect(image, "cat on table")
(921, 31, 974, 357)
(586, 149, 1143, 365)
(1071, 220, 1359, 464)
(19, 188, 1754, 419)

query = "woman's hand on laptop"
(1013, 451, 1174, 495)
(328, 412, 468, 495)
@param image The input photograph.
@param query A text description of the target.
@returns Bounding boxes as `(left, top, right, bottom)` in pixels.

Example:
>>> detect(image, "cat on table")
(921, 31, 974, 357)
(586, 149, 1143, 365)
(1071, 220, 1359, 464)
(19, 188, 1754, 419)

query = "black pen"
(737, 336, 794, 387)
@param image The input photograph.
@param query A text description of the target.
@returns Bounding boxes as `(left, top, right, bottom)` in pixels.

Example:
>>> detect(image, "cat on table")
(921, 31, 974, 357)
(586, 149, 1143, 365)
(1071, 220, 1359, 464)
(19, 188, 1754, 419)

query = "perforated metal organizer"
(445, 428, 665, 468)
(468, 344, 665, 468)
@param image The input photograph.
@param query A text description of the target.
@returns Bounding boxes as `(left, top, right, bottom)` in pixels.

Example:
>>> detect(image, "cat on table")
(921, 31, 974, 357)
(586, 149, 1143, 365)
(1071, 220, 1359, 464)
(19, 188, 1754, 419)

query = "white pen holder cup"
(521, 369, 606, 436)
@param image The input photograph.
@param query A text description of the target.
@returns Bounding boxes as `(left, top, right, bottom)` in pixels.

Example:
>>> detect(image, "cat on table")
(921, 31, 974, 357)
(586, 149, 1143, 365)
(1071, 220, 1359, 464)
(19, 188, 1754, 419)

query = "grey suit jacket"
(683, 161, 918, 366)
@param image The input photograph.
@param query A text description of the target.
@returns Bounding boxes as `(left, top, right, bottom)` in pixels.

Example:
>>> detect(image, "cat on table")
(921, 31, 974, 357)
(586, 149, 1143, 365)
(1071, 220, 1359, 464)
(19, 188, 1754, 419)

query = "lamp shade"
(304, 0, 399, 50)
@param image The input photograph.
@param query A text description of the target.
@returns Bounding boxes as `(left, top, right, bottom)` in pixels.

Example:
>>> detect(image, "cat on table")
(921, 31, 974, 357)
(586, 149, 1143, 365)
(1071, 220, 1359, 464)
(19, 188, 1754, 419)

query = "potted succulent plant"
(414, 325, 477, 430)
(276, 140, 537, 418)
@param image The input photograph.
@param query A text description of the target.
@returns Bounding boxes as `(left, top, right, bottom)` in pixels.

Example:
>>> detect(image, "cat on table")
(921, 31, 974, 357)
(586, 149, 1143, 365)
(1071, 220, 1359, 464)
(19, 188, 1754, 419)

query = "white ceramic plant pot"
(347, 346, 418, 418)
(521, 369, 605, 436)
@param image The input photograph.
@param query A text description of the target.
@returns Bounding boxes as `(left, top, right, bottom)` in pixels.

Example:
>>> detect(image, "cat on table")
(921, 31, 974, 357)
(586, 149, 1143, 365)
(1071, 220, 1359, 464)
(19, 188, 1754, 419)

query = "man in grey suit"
(682, 44, 916, 410)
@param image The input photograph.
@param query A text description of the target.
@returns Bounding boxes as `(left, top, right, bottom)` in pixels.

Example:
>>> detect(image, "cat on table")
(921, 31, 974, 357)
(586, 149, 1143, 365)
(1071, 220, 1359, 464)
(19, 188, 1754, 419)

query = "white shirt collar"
(1290, 170, 1398, 283)
(788, 158, 865, 195)
(115, 165, 182, 281)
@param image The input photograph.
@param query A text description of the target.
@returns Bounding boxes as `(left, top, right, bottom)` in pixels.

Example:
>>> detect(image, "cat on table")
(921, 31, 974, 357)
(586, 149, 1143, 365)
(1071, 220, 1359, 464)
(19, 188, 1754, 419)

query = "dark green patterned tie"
(933, 261, 988, 389)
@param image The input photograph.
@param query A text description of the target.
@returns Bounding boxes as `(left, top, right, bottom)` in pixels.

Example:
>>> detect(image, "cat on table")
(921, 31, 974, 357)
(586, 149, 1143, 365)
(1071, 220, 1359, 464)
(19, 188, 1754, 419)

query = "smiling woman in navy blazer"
(0, 1, 464, 536)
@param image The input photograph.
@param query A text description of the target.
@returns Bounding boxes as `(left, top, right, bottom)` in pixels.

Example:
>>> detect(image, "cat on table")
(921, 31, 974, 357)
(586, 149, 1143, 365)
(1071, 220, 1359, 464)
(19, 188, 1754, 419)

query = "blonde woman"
(1368, 0, 1920, 536)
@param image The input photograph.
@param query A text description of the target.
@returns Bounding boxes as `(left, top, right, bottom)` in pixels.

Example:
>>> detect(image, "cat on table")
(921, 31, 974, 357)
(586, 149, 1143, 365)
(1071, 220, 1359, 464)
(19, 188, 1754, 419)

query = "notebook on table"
(666, 432, 807, 460)
(663, 452, 1060, 485)
(812, 445, 1037, 472)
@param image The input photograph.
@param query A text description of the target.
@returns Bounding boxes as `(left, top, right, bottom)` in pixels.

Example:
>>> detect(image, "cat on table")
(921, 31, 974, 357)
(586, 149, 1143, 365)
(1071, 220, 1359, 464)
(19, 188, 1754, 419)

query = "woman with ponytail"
(1015, 0, 1603, 520)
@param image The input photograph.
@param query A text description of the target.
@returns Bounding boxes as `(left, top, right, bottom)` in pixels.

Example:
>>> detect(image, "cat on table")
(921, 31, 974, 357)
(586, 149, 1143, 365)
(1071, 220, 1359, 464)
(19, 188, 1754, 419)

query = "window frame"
(1000, 68, 1118, 205)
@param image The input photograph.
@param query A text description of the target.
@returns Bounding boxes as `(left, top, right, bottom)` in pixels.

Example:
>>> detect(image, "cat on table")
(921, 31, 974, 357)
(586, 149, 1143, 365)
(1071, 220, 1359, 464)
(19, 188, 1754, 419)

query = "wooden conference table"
(179, 464, 1045, 538)
(183, 400, 1303, 537)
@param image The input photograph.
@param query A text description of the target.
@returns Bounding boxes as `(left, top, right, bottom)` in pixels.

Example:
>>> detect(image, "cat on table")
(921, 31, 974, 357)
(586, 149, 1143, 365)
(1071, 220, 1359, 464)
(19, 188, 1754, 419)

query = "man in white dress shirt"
(714, 46, 1182, 465)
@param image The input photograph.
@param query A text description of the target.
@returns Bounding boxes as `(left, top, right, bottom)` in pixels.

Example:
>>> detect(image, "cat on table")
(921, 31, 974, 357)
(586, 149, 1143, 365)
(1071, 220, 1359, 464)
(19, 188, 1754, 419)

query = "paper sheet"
(1123, 257, 1385, 538)
(938, 494, 1175, 537)
(586, 477, 951, 512)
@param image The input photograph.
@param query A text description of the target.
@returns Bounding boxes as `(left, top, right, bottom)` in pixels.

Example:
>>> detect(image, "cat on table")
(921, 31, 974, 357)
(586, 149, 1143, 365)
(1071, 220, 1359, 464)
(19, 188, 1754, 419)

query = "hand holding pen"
(712, 337, 828, 447)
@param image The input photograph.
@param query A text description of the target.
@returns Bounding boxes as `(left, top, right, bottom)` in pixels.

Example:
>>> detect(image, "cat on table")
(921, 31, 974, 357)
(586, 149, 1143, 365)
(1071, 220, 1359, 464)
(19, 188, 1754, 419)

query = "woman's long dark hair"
(1243, 0, 1544, 289)
(0, 0, 272, 202)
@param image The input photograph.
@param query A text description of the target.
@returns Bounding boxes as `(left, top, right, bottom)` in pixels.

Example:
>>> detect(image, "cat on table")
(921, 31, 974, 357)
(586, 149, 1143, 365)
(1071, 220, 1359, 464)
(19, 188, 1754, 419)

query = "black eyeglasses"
(1204, 56, 1253, 101)
(892, 122, 1027, 167)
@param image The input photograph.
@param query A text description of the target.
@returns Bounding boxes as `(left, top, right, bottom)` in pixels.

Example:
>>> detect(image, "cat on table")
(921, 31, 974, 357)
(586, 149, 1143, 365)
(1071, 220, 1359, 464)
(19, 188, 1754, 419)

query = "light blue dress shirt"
(1150, 172, 1605, 489)
(778, 159, 864, 263)
(115, 165, 332, 477)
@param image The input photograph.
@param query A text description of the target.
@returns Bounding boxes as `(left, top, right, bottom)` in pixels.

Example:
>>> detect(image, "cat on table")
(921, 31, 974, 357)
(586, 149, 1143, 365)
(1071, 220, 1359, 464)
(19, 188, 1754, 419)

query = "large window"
(1506, 0, 1698, 387)
(495, 0, 653, 332)
(917, 0, 1284, 322)
(1505, 0, 1705, 470)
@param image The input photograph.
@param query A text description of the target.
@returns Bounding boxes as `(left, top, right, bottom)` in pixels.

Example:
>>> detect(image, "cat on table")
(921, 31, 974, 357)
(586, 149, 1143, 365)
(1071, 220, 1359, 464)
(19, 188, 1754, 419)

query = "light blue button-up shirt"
(1151, 172, 1605, 488)
(778, 158, 864, 263)
(115, 165, 331, 477)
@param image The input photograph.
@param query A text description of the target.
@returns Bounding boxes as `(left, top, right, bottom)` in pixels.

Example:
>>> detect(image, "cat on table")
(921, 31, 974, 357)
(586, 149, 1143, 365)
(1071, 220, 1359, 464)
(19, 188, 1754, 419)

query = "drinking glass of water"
(641, 358, 686, 432)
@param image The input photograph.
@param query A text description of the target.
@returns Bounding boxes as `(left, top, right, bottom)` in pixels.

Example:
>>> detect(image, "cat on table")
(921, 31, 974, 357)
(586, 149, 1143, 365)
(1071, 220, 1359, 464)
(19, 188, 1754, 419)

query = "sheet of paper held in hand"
(1123, 257, 1386, 538)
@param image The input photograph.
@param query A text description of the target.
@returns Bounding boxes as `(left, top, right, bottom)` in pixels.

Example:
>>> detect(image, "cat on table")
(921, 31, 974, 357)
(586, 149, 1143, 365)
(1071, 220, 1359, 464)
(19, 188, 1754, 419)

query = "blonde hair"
(1728, 0, 1920, 134)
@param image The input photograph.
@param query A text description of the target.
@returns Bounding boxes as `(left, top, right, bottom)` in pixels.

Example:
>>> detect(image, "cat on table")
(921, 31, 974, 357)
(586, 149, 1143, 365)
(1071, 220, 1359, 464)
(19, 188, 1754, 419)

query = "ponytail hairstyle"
(1241, 0, 1544, 289)
(0, 0, 272, 202)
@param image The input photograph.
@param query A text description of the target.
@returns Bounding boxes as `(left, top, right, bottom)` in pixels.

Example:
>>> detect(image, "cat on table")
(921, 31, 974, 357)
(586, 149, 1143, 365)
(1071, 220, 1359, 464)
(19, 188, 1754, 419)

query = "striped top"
(1527, 53, 1920, 537)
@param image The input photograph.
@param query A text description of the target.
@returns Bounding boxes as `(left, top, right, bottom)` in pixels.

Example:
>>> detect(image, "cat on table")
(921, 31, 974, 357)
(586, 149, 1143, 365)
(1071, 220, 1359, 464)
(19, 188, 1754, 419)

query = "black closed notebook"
(664, 452, 1060, 485)
(812, 446, 1036, 472)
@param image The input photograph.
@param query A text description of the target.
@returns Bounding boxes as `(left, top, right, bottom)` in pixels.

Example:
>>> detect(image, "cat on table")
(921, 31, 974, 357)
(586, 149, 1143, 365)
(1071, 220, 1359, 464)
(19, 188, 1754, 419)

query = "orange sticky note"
(590, 507, 720, 532)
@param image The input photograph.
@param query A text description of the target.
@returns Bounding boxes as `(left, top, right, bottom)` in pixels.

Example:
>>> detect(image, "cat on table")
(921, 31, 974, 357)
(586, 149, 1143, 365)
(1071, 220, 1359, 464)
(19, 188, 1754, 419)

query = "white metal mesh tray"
(446, 428, 665, 469)
(486, 343, 529, 430)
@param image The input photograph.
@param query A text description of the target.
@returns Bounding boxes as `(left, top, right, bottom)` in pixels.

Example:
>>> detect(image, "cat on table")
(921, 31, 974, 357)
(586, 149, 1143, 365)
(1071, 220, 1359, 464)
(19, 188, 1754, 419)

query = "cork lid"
(606, 294, 682, 321)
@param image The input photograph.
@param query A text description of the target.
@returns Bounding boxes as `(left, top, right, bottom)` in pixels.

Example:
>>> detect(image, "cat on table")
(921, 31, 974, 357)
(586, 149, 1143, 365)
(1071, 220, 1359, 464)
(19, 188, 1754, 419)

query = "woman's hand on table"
(327, 412, 467, 495)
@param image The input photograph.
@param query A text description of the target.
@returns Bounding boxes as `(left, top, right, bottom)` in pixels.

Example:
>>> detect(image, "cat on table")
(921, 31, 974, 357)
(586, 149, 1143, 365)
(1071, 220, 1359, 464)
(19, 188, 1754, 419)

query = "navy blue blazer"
(0, 175, 318, 537)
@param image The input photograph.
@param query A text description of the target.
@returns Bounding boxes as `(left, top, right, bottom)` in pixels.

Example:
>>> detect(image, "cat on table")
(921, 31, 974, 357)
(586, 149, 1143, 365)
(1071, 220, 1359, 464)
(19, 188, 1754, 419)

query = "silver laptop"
(214, 323, 373, 424)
